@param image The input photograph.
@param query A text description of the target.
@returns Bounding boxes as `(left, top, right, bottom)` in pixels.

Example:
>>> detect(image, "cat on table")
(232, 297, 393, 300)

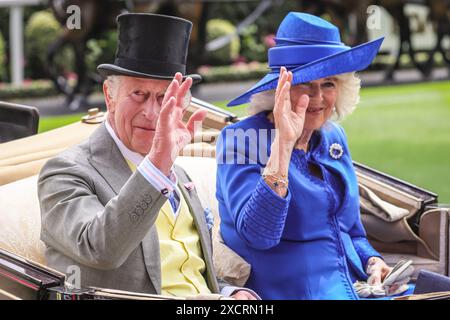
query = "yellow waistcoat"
(126, 160, 211, 297)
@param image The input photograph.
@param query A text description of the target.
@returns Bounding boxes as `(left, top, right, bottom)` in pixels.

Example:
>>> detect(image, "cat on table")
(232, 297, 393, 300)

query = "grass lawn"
(341, 81, 450, 203)
(39, 81, 450, 202)
(38, 113, 85, 133)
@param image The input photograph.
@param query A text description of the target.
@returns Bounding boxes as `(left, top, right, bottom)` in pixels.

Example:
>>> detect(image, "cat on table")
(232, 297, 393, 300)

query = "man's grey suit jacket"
(38, 123, 220, 294)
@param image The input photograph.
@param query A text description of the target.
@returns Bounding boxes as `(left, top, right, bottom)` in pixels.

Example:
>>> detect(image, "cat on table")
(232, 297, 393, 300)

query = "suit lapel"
(87, 128, 217, 293)
(87, 123, 132, 195)
(174, 165, 219, 293)
(87, 123, 162, 293)
(312, 124, 355, 215)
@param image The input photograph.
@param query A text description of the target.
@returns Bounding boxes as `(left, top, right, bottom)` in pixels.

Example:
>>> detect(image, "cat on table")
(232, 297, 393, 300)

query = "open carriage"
(0, 98, 448, 300)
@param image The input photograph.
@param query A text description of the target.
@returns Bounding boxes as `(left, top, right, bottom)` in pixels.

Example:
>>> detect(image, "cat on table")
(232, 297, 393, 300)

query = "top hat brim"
(97, 64, 202, 84)
(227, 37, 384, 107)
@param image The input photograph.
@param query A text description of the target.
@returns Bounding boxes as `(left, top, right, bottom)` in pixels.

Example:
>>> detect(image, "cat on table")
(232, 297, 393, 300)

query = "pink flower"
(198, 65, 212, 73)
(233, 55, 247, 64)
(264, 34, 276, 48)
(66, 72, 78, 81)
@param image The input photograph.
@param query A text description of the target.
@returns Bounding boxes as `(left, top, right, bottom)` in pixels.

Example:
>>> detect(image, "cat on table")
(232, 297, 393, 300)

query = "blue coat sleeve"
(348, 218, 383, 269)
(216, 129, 291, 250)
(335, 123, 383, 268)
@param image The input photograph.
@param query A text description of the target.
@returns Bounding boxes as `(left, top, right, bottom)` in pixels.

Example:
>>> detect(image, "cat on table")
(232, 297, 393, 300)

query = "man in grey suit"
(38, 13, 256, 300)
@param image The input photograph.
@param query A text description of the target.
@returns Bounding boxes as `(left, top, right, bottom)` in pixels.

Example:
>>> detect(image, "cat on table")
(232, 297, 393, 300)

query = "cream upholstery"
(0, 174, 45, 264)
(0, 155, 252, 286)
(0, 157, 219, 265)
(175, 156, 218, 220)
(0, 121, 102, 186)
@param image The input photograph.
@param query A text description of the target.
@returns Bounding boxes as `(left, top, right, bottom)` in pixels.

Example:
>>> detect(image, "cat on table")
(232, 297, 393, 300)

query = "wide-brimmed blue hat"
(227, 12, 384, 106)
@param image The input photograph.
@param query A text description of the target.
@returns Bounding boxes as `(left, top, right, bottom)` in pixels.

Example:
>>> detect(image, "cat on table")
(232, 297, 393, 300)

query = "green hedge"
(198, 62, 268, 83)
(86, 30, 118, 74)
(0, 63, 269, 99)
(240, 24, 267, 62)
(25, 10, 74, 79)
(0, 80, 57, 100)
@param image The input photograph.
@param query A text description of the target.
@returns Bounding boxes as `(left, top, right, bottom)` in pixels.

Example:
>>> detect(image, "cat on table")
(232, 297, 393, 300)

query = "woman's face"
(290, 77, 338, 131)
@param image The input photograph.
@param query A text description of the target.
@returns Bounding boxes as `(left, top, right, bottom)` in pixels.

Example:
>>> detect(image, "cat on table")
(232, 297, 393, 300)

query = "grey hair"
(247, 72, 361, 122)
(104, 75, 192, 108)
(105, 75, 122, 102)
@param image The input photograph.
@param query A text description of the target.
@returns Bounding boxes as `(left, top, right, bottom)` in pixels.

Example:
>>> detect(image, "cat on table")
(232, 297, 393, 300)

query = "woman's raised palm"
(272, 67, 309, 146)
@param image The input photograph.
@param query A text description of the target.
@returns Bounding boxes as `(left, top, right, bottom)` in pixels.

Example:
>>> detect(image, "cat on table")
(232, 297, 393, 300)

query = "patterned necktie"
(168, 191, 180, 214)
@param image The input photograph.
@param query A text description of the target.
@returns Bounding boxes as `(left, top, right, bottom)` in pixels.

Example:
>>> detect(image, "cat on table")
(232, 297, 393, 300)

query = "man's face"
(105, 76, 171, 155)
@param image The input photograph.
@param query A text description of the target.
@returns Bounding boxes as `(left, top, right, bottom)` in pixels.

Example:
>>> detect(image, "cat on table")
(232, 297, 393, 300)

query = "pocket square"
(204, 207, 214, 231)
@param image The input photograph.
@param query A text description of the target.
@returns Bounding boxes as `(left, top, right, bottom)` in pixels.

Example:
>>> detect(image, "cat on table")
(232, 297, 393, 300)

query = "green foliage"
(0, 80, 57, 99)
(24, 10, 74, 79)
(240, 24, 267, 62)
(38, 113, 85, 133)
(0, 62, 267, 99)
(206, 19, 240, 65)
(207, 1, 299, 36)
(0, 31, 5, 81)
(198, 62, 267, 83)
(0, 6, 49, 81)
(342, 81, 450, 203)
(86, 31, 118, 74)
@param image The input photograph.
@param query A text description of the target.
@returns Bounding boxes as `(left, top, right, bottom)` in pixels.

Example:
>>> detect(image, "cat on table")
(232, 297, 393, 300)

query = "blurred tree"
(240, 24, 267, 62)
(0, 31, 5, 82)
(0, 5, 47, 82)
(206, 0, 300, 61)
(206, 19, 240, 65)
(85, 30, 118, 75)
(24, 10, 74, 79)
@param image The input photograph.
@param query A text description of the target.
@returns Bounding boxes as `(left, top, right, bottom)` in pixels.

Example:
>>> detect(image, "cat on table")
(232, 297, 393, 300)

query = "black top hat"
(97, 13, 201, 83)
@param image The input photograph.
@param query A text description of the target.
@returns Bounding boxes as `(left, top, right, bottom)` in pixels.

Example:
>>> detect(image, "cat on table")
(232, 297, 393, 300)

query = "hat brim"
(97, 64, 202, 84)
(227, 37, 384, 106)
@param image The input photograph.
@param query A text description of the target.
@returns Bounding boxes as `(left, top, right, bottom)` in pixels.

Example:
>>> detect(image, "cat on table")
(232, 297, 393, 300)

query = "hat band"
(268, 44, 350, 68)
(275, 37, 344, 46)
(115, 57, 186, 77)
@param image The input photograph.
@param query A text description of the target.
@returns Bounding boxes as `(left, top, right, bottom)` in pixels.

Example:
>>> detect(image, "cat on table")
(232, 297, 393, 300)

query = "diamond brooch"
(329, 143, 344, 160)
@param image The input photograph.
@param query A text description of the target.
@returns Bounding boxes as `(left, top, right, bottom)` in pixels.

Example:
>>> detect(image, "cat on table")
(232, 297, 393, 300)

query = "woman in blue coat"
(215, 12, 414, 300)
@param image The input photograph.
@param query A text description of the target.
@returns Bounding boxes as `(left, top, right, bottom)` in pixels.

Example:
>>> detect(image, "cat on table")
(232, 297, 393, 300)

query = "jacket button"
(136, 207, 144, 216)
(140, 200, 149, 210)
(131, 214, 138, 221)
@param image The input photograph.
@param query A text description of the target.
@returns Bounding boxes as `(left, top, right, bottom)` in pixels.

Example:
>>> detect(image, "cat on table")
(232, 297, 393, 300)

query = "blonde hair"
(247, 72, 361, 122)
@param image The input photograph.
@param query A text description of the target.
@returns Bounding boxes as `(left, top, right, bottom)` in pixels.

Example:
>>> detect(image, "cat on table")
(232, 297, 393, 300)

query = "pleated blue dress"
(215, 112, 413, 300)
